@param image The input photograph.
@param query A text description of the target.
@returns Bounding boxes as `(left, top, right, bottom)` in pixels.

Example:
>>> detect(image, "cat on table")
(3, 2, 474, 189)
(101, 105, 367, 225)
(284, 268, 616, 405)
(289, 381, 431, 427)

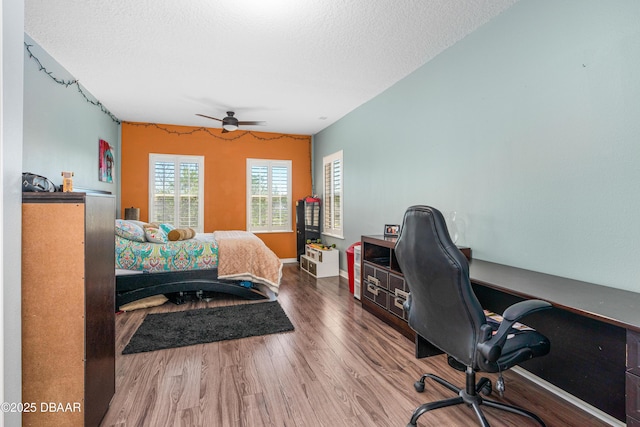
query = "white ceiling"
(24, 0, 517, 135)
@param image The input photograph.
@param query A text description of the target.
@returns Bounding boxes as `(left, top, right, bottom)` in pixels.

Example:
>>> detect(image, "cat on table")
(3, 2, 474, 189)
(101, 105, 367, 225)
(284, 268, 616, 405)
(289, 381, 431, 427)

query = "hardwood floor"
(101, 264, 612, 427)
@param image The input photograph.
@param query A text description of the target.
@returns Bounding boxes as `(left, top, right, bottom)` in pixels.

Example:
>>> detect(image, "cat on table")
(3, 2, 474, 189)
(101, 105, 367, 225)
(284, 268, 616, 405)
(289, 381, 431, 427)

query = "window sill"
(322, 232, 344, 240)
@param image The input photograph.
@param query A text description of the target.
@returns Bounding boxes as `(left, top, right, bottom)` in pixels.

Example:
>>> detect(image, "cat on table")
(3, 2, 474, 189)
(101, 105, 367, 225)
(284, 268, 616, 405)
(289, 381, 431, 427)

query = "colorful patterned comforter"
(116, 233, 219, 272)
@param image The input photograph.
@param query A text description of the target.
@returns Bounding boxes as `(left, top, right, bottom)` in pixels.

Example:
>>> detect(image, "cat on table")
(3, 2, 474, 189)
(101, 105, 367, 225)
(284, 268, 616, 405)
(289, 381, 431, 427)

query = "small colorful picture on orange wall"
(99, 139, 114, 183)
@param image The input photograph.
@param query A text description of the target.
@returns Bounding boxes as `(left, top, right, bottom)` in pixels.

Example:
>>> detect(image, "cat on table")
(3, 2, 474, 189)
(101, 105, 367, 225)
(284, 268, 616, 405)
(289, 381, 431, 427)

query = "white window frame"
(246, 159, 292, 233)
(148, 154, 205, 232)
(323, 150, 343, 238)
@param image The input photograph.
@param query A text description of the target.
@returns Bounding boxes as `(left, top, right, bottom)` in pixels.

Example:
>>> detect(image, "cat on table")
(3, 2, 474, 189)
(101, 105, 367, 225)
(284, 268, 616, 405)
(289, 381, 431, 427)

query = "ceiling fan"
(196, 111, 267, 133)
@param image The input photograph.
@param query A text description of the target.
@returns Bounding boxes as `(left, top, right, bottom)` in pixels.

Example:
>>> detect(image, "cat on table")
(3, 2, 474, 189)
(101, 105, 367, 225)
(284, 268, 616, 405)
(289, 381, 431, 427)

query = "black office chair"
(395, 205, 552, 427)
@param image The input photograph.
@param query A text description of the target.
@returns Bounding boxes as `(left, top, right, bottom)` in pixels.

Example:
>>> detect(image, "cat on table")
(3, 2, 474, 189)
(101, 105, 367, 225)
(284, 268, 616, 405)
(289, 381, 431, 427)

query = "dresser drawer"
(389, 272, 405, 294)
(627, 371, 640, 421)
(389, 288, 409, 320)
(363, 280, 389, 309)
(628, 330, 640, 375)
(363, 262, 389, 290)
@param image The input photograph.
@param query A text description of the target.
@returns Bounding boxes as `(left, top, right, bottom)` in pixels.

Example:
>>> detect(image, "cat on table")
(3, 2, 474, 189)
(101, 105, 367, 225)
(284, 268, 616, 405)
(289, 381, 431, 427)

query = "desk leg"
(415, 334, 444, 359)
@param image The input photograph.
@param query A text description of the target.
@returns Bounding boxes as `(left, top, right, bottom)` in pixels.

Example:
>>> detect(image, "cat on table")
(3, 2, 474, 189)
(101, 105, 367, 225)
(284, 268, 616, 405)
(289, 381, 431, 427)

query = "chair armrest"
(477, 300, 551, 362)
(503, 299, 552, 322)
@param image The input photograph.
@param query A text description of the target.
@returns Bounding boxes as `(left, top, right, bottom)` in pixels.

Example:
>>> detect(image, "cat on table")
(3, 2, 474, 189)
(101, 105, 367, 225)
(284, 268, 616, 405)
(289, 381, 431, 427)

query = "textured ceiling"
(24, 0, 517, 135)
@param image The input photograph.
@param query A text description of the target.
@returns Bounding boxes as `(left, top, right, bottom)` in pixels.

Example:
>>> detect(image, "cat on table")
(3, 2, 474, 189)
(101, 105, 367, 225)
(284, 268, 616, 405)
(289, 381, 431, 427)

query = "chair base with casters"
(407, 366, 545, 427)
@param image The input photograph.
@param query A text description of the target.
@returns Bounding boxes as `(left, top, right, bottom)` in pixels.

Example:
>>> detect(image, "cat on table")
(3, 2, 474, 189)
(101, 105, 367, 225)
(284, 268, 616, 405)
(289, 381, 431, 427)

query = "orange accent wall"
(120, 122, 312, 258)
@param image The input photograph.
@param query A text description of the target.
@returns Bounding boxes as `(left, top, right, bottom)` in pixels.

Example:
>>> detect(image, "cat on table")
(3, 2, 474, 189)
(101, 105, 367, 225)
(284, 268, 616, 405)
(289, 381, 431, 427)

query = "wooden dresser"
(360, 235, 471, 340)
(360, 235, 413, 339)
(22, 192, 115, 427)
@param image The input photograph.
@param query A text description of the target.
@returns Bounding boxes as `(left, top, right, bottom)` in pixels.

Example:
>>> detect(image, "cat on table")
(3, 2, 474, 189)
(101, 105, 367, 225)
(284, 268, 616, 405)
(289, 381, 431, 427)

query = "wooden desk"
(359, 234, 640, 424)
(469, 259, 640, 425)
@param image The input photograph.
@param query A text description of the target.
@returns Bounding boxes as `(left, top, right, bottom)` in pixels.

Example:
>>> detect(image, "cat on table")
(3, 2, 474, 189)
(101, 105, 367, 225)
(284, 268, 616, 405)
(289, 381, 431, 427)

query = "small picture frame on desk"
(384, 224, 400, 237)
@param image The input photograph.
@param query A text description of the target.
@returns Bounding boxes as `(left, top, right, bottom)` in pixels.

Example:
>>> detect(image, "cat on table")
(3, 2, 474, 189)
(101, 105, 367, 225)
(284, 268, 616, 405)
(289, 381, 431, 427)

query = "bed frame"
(116, 269, 275, 308)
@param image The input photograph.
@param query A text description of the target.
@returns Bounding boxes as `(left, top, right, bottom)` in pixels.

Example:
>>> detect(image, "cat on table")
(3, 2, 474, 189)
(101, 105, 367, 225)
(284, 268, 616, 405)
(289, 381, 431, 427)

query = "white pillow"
(144, 226, 168, 244)
(115, 219, 146, 242)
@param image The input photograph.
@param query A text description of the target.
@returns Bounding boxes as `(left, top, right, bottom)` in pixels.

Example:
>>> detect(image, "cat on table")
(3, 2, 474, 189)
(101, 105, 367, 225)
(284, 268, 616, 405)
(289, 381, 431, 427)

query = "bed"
(115, 220, 282, 308)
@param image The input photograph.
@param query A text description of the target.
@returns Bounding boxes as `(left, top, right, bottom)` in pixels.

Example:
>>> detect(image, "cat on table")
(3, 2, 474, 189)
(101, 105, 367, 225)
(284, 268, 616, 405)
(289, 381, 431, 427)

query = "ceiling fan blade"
(196, 113, 223, 122)
(237, 121, 267, 126)
(221, 128, 229, 134)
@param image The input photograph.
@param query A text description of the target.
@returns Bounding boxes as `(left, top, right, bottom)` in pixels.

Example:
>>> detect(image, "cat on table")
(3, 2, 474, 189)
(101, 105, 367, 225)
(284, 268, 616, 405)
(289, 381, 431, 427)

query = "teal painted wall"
(314, 0, 640, 292)
(23, 34, 121, 209)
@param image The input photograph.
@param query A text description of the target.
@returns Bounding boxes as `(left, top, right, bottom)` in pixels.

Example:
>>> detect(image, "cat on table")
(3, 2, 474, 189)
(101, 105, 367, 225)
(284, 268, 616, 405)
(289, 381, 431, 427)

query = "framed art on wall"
(99, 139, 114, 183)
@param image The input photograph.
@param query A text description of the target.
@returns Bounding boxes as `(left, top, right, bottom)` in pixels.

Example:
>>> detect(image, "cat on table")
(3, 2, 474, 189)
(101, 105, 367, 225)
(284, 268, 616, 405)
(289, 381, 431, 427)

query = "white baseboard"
(511, 366, 624, 427)
(281, 258, 298, 264)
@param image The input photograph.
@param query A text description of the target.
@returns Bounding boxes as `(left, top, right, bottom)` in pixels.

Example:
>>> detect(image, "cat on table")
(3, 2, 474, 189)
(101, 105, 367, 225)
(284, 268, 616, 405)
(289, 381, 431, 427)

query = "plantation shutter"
(250, 165, 269, 229)
(247, 159, 291, 232)
(178, 161, 200, 228)
(149, 154, 204, 232)
(323, 151, 343, 238)
(153, 161, 176, 224)
(324, 162, 331, 229)
(271, 165, 289, 228)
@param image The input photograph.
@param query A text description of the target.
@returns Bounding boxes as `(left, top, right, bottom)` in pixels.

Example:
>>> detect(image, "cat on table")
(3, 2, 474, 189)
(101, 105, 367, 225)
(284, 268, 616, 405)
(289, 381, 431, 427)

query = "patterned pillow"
(150, 222, 175, 235)
(128, 220, 149, 228)
(144, 226, 168, 244)
(159, 223, 175, 235)
(115, 219, 146, 242)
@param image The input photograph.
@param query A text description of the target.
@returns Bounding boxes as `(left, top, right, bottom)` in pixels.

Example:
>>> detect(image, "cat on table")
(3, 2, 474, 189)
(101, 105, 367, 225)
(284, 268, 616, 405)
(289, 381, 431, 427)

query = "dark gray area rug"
(122, 301, 294, 354)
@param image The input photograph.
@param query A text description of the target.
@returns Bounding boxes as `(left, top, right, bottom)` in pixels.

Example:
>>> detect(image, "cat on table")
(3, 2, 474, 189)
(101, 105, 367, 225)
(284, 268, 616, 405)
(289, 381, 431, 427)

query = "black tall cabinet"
(296, 197, 321, 261)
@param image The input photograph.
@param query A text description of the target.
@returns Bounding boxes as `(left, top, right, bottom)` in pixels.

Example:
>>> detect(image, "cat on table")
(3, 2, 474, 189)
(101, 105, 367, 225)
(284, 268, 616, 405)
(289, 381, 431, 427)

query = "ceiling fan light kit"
(222, 115, 239, 132)
(196, 111, 266, 133)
